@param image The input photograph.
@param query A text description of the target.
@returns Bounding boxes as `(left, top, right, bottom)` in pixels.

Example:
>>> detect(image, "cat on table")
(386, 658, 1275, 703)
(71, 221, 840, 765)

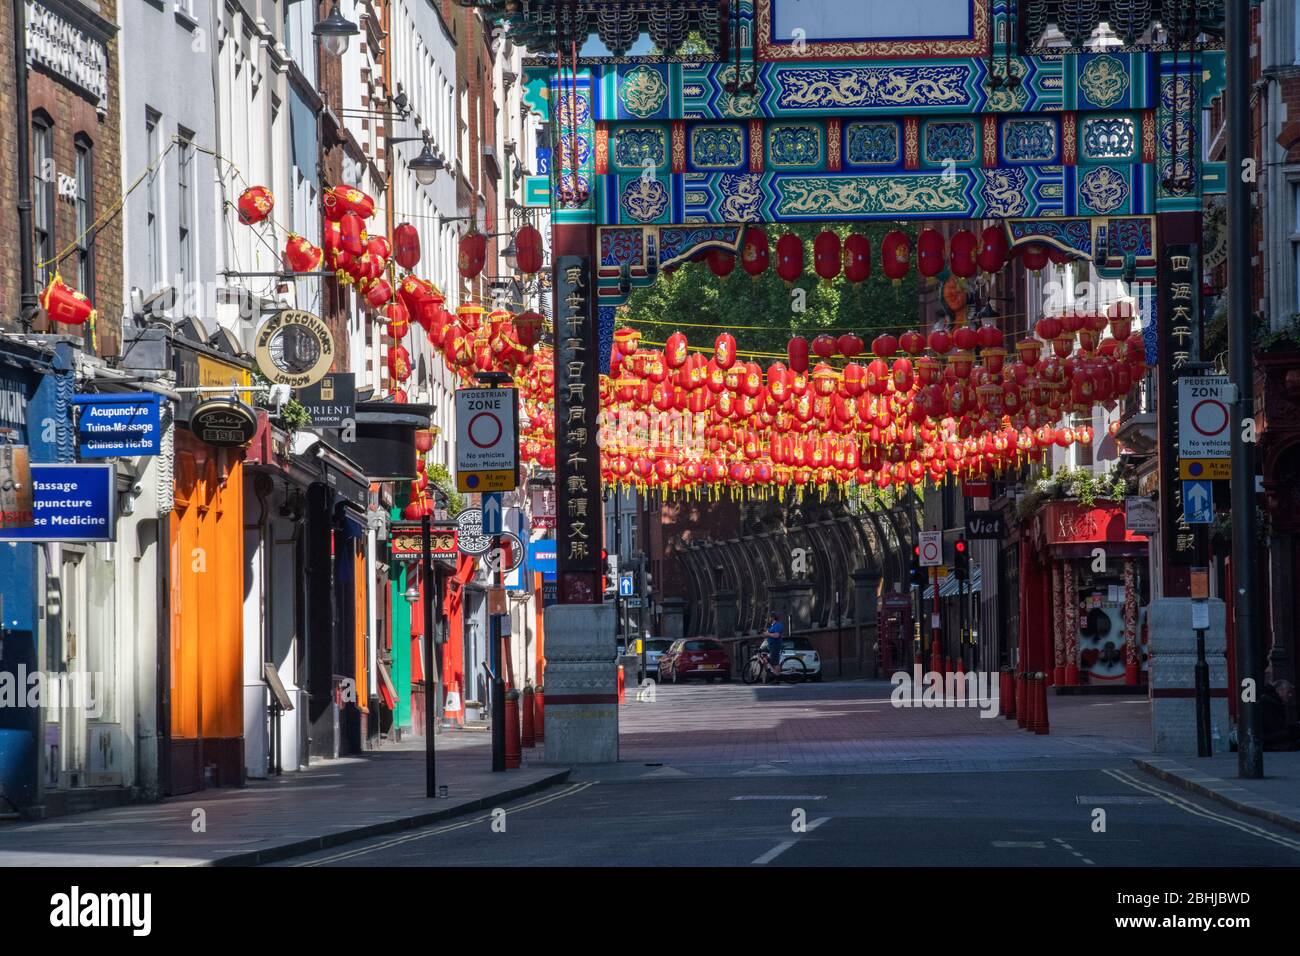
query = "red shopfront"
(1020, 500, 1150, 687)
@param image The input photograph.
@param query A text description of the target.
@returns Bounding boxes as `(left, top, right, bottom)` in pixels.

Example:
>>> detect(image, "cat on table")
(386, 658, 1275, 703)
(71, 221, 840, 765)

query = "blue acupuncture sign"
(72, 392, 162, 457)
(1182, 480, 1213, 524)
(0, 463, 117, 542)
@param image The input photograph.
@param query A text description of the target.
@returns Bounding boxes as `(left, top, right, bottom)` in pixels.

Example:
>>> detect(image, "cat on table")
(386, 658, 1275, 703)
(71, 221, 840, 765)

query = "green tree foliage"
(619, 222, 921, 357)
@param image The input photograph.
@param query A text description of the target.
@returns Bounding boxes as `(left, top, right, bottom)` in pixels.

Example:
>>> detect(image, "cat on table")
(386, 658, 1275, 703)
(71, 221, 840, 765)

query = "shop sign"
(1044, 501, 1144, 545)
(964, 510, 1005, 540)
(388, 520, 457, 561)
(528, 538, 557, 578)
(190, 396, 258, 447)
(0, 463, 116, 542)
(1161, 244, 1198, 565)
(0, 444, 34, 530)
(1124, 496, 1158, 535)
(254, 310, 335, 388)
(26, 1, 109, 115)
(72, 393, 162, 457)
(298, 373, 355, 428)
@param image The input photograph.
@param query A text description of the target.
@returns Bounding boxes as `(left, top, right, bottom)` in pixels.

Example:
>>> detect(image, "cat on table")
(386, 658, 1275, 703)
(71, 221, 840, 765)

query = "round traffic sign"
(1189, 398, 1229, 438)
(920, 539, 940, 563)
(467, 411, 504, 449)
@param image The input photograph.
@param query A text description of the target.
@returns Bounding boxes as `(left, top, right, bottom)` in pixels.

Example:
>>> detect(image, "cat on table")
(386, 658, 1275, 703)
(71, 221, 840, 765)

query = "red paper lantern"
(283, 234, 323, 272)
(388, 345, 412, 382)
(952, 325, 979, 352)
(327, 186, 376, 220)
(899, 330, 926, 356)
(977, 226, 1009, 275)
(1017, 242, 1049, 274)
(393, 223, 421, 270)
(515, 310, 544, 348)
(881, 231, 911, 284)
(949, 229, 978, 279)
(928, 325, 953, 355)
(40, 276, 93, 325)
(872, 333, 899, 358)
(775, 234, 804, 283)
(812, 334, 837, 360)
(714, 332, 738, 369)
(843, 233, 871, 282)
(666, 331, 689, 369)
(237, 186, 274, 225)
(788, 337, 809, 373)
(365, 277, 394, 309)
(707, 248, 736, 277)
(339, 212, 365, 256)
(458, 231, 488, 279)
(514, 224, 544, 274)
(813, 231, 841, 282)
(917, 229, 945, 281)
(837, 333, 864, 358)
(1036, 315, 1063, 341)
(741, 227, 770, 277)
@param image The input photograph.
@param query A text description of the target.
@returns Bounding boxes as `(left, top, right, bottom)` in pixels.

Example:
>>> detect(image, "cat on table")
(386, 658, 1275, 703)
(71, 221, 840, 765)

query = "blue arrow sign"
(1182, 480, 1213, 524)
(481, 493, 504, 535)
(619, 572, 634, 597)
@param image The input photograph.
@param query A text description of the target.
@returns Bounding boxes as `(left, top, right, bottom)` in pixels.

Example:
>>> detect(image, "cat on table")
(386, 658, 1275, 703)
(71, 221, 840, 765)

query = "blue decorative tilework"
(1002, 118, 1057, 163)
(1078, 165, 1131, 214)
(690, 125, 746, 170)
(1082, 117, 1136, 160)
(768, 124, 823, 169)
(620, 176, 671, 222)
(924, 121, 978, 165)
(613, 128, 667, 171)
(844, 122, 900, 166)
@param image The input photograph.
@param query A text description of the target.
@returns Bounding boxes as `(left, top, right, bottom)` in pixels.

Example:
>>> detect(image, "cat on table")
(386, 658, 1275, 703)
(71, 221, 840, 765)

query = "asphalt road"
(276, 681, 1300, 867)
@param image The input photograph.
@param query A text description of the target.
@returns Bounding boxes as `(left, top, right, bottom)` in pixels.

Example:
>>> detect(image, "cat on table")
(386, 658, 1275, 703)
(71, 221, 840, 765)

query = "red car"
(657, 638, 731, 683)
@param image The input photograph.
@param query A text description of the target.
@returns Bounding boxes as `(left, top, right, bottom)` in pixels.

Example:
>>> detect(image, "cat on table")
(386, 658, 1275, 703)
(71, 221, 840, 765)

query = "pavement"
(1132, 751, 1300, 834)
(0, 732, 566, 866)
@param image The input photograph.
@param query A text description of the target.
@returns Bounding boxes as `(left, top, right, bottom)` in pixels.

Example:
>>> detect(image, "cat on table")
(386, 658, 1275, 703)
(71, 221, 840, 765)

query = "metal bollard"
(1000, 666, 1016, 720)
(521, 684, 536, 748)
(504, 689, 521, 769)
(617, 664, 625, 705)
(1016, 671, 1028, 729)
(1033, 672, 1050, 735)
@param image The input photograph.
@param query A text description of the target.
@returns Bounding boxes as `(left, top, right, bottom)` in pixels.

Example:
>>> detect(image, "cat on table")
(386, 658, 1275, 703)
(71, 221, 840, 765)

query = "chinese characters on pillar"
(1161, 244, 1198, 565)
(554, 255, 603, 603)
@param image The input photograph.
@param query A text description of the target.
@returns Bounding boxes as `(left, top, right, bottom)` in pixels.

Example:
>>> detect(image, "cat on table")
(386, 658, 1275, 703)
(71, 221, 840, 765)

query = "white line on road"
(751, 817, 831, 864)
(990, 840, 1045, 848)
(730, 795, 827, 801)
(1104, 768, 1300, 853)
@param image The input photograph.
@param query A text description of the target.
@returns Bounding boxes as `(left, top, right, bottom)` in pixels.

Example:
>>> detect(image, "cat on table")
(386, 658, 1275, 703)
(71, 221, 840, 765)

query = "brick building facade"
(0, 0, 123, 356)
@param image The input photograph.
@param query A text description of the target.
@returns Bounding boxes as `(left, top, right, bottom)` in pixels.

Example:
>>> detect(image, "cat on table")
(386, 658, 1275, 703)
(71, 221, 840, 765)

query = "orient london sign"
(26, 1, 110, 115)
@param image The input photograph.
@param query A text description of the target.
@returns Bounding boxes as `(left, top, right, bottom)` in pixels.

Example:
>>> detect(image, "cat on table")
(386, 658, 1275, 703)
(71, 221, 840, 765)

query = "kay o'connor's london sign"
(255, 310, 336, 388)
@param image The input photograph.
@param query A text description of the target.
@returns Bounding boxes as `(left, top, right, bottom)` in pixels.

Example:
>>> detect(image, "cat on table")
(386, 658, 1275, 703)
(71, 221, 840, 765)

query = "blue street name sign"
(1182, 479, 1213, 524)
(72, 392, 162, 457)
(0, 463, 117, 542)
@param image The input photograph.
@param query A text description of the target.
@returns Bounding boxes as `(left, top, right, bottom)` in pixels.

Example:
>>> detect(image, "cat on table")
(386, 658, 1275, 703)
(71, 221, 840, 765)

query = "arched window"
(74, 133, 95, 303)
(32, 111, 55, 288)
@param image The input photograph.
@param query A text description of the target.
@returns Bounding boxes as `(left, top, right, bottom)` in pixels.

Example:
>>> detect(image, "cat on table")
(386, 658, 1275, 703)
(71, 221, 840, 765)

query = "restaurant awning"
(922, 564, 981, 601)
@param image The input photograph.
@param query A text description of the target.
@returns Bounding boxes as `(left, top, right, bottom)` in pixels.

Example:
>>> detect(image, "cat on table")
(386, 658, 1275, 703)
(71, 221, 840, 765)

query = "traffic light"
(909, 544, 923, 587)
(953, 537, 969, 581)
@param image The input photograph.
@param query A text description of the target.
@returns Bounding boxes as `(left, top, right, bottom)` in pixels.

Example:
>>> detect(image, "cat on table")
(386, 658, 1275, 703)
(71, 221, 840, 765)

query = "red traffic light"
(955, 539, 967, 554)
(913, 545, 920, 556)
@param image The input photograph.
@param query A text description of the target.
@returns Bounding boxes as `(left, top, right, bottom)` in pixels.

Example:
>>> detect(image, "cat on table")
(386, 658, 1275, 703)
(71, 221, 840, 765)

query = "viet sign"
(455, 387, 519, 493)
(72, 393, 162, 457)
(964, 510, 1004, 540)
(0, 463, 116, 542)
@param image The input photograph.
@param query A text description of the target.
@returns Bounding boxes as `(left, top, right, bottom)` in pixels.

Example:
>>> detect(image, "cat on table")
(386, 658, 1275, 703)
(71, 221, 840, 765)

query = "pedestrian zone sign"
(455, 388, 518, 493)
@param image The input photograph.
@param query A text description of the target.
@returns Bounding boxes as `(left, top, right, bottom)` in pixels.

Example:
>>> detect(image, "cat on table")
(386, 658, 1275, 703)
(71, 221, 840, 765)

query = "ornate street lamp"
(314, 1, 359, 56)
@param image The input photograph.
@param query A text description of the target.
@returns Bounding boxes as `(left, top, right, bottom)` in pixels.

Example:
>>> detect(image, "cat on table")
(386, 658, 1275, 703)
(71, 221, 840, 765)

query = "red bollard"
(1016, 672, 1028, 729)
(1000, 667, 1016, 719)
(617, 664, 625, 705)
(1033, 672, 1050, 734)
(521, 684, 536, 748)
(534, 685, 545, 742)
(504, 689, 521, 768)
(930, 639, 943, 676)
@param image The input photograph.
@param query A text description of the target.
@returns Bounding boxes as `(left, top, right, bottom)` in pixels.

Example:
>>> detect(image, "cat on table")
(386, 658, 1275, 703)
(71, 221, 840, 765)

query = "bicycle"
(740, 646, 808, 685)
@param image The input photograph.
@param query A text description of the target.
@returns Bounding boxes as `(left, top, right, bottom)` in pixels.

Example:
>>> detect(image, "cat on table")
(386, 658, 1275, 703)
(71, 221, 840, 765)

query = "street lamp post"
(313, 0, 360, 56)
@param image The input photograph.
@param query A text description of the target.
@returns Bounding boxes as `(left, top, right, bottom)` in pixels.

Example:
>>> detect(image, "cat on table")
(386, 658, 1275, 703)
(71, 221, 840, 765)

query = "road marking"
(751, 817, 831, 865)
(294, 782, 596, 867)
(1104, 768, 1300, 853)
(752, 841, 796, 865)
(991, 840, 1045, 849)
(730, 795, 827, 801)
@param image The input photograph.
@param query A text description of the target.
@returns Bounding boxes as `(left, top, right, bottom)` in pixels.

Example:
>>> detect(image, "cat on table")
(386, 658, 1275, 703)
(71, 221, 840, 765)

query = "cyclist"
(762, 612, 785, 678)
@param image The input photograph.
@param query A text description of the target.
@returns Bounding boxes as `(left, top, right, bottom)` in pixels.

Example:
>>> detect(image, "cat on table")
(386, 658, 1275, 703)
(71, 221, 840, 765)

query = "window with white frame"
(177, 129, 194, 293)
(146, 109, 163, 291)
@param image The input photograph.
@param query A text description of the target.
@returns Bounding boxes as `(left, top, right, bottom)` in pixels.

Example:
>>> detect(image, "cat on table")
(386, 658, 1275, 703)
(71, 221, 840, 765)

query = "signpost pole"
(491, 534, 506, 772)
